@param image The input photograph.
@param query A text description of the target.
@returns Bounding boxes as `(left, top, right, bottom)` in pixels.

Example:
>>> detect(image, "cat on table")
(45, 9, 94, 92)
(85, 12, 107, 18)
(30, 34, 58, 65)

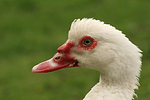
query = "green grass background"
(0, 0, 150, 100)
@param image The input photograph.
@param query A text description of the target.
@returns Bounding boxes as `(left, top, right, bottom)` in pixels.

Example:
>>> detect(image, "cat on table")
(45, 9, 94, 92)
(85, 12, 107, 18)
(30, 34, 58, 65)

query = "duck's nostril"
(54, 56, 61, 62)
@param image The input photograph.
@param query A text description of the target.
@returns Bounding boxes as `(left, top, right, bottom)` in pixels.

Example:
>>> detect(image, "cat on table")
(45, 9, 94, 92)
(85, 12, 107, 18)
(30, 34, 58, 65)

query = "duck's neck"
(83, 74, 137, 100)
(83, 62, 141, 100)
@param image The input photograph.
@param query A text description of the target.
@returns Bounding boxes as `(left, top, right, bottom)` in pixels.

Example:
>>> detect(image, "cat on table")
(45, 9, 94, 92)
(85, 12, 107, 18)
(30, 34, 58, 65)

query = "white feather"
(68, 18, 142, 100)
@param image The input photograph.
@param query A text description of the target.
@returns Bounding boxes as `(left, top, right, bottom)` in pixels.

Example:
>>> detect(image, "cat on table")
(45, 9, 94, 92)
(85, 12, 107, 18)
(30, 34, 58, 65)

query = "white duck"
(32, 18, 142, 100)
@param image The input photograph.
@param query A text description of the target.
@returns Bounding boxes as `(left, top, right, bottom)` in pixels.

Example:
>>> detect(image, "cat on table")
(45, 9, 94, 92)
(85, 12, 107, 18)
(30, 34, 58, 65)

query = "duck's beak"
(32, 53, 78, 73)
(32, 41, 79, 73)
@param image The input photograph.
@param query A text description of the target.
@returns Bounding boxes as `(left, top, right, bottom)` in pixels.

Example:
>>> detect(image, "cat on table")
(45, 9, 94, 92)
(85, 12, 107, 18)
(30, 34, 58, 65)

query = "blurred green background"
(0, 0, 150, 100)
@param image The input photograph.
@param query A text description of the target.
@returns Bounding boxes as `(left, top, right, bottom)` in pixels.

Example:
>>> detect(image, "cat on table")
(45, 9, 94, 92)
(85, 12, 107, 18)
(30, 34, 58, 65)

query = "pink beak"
(32, 41, 79, 73)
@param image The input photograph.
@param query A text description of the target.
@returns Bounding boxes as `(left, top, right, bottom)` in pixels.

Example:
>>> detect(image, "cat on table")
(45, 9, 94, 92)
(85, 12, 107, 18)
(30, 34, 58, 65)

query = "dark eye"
(83, 39, 92, 46)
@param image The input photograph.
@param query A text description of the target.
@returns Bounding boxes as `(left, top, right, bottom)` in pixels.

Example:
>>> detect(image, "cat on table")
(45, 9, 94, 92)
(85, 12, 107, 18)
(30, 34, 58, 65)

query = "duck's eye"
(83, 39, 92, 46)
(79, 36, 97, 50)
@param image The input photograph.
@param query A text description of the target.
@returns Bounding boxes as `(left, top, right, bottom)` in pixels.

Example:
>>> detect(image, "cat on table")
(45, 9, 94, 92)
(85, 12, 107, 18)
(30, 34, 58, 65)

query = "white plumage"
(32, 18, 142, 100)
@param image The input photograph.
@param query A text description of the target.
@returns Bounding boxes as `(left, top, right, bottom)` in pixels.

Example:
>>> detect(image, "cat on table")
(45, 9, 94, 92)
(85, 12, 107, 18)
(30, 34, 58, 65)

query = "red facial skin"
(78, 36, 98, 51)
(32, 36, 97, 73)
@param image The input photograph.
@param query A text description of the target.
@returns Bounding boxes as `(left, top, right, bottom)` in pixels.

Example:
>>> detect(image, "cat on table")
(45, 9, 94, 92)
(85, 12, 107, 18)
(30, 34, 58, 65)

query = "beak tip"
(31, 61, 52, 73)
(32, 65, 38, 73)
